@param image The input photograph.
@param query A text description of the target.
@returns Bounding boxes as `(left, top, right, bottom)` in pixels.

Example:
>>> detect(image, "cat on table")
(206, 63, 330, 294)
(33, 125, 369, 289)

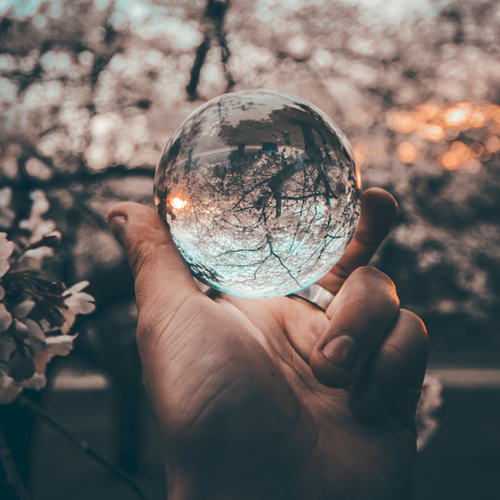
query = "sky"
(0, 0, 454, 25)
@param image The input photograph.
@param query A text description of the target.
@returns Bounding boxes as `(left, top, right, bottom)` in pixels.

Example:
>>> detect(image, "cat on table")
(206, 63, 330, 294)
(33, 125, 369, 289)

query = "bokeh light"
(386, 101, 500, 169)
(397, 141, 419, 163)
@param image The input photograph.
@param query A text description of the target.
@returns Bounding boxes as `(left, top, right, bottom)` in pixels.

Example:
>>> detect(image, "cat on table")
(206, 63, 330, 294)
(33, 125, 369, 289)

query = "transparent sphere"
(154, 90, 362, 298)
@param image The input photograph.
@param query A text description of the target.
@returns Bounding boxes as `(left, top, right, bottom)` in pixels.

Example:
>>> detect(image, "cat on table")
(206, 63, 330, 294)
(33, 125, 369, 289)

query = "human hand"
(107, 188, 428, 500)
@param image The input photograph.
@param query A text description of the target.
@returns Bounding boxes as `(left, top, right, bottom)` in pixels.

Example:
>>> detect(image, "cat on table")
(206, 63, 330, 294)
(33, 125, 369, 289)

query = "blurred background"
(0, 0, 499, 498)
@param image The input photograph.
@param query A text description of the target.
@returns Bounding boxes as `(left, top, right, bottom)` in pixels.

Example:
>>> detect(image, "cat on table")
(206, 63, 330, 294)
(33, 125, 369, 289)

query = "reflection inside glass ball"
(154, 89, 362, 298)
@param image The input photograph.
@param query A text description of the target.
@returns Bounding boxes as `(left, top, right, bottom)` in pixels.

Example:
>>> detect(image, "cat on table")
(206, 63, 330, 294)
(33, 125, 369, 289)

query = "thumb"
(107, 202, 201, 317)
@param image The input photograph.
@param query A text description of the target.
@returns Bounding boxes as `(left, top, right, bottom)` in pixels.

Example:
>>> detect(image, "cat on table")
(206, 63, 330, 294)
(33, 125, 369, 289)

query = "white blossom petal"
(0, 286, 4, 301)
(0, 304, 13, 333)
(44, 335, 76, 356)
(0, 372, 46, 403)
(1, 364, 50, 403)
(0, 233, 14, 276)
(64, 293, 96, 315)
(0, 233, 14, 260)
(0, 375, 23, 404)
(0, 328, 76, 405)
(60, 309, 76, 334)
(23, 319, 46, 343)
(13, 300, 36, 318)
(30, 191, 50, 216)
(0, 335, 16, 364)
(0, 259, 10, 277)
(34, 334, 77, 374)
(62, 281, 95, 319)
(0, 187, 11, 208)
(21, 373, 46, 391)
(17, 247, 54, 271)
(40, 319, 51, 332)
(63, 280, 90, 296)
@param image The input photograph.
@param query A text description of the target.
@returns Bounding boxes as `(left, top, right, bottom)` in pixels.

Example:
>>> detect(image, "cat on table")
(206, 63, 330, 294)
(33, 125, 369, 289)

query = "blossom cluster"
(0, 230, 95, 404)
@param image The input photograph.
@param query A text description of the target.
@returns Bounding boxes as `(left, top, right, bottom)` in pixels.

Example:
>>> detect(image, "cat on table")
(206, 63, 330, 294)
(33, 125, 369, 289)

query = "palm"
(146, 293, 415, 500)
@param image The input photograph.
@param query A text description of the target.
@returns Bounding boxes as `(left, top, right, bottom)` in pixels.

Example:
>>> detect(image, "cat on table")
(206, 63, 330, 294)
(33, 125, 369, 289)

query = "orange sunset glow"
(353, 102, 500, 171)
(387, 102, 500, 170)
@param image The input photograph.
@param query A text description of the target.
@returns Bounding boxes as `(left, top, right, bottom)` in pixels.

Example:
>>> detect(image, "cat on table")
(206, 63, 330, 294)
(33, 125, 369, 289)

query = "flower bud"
(29, 231, 62, 250)
(46, 306, 65, 328)
(37, 300, 66, 327)
(40, 231, 62, 248)
(9, 346, 36, 382)
(35, 276, 66, 295)
(45, 280, 66, 295)
(13, 319, 30, 340)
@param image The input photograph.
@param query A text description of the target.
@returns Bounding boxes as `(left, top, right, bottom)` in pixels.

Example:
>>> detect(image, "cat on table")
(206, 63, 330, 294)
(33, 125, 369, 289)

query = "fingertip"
(107, 201, 158, 226)
(361, 188, 398, 228)
(108, 214, 126, 246)
(107, 201, 133, 225)
(363, 187, 398, 210)
(319, 188, 398, 294)
(106, 202, 199, 302)
(107, 202, 172, 250)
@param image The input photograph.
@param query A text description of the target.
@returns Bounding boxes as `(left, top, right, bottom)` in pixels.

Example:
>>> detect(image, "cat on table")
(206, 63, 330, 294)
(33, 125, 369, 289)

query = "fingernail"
(357, 381, 384, 408)
(323, 335, 357, 371)
(108, 215, 127, 246)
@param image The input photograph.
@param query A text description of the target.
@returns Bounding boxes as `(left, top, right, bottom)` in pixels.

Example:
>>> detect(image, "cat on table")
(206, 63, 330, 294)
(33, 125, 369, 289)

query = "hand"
(107, 188, 428, 500)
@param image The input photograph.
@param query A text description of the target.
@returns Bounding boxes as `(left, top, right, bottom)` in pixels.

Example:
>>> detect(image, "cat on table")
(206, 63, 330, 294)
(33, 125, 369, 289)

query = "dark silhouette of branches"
(1, 165, 154, 190)
(186, 0, 234, 100)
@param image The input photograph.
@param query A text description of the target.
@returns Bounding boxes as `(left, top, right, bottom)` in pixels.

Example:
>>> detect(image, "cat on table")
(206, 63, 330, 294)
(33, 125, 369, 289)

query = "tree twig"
(186, 33, 211, 100)
(186, 0, 233, 99)
(18, 394, 149, 500)
(0, 424, 30, 500)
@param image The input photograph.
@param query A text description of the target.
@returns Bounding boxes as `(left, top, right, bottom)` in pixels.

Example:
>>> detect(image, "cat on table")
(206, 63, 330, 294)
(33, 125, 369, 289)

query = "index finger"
(107, 202, 202, 315)
(316, 187, 397, 295)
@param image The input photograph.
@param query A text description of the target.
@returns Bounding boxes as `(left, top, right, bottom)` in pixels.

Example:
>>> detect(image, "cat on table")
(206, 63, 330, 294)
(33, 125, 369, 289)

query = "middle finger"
(310, 266, 400, 388)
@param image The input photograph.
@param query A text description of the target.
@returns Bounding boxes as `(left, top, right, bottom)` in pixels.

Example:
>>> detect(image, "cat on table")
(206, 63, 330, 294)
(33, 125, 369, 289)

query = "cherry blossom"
(0, 334, 79, 404)
(0, 230, 95, 404)
(0, 233, 14, 278)
(61, 281, 96, 334)
(0, 303, 12, 333)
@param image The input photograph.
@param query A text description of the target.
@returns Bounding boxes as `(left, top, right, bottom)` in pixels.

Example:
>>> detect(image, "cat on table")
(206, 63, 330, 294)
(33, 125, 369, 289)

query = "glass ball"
(154, 89, 362, 298)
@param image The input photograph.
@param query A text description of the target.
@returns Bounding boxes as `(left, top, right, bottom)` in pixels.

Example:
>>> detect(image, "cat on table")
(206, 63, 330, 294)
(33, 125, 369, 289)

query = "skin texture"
(107, 188, 428, 500)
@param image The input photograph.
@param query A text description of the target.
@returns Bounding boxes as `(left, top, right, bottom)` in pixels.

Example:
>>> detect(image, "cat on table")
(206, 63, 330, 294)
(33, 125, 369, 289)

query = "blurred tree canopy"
(1, 0, 500, 360)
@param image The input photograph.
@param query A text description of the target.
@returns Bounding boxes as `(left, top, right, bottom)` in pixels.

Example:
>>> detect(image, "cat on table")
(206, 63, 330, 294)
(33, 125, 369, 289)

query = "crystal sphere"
(154, 89, 362, 298)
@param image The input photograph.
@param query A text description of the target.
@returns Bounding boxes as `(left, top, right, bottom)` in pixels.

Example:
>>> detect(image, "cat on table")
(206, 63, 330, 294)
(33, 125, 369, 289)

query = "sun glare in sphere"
(171, 197, 187, 209)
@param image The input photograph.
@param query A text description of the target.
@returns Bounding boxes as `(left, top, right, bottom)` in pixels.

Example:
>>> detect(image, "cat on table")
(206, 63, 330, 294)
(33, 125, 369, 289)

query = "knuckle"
(131, 240, 156, 279)
(349, 266, 400, 310)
